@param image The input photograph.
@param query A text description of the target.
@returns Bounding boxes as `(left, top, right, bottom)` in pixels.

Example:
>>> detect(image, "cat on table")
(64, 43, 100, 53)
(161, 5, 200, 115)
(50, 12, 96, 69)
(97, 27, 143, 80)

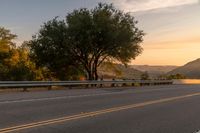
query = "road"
(0, 85, 200, 133)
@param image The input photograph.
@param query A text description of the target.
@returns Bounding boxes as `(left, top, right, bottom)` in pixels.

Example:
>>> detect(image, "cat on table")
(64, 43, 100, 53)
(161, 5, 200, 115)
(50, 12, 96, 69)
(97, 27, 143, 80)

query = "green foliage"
(167, 74, 186, 79)
(28, 18, 84, 80)
(8, 61, 35, 81)
(29, 3, 144, 80)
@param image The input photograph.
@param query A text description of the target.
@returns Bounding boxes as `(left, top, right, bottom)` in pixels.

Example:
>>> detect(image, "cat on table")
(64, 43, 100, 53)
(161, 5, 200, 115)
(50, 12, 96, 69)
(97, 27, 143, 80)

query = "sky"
(0, 0, 200, 66)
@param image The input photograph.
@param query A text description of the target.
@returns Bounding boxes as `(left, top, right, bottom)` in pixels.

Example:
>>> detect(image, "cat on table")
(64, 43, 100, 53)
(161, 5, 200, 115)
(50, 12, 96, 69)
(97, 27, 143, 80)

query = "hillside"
(168, 58, 200, 78)
(131, 65, 178, 77)
(98, 63, 143, 79)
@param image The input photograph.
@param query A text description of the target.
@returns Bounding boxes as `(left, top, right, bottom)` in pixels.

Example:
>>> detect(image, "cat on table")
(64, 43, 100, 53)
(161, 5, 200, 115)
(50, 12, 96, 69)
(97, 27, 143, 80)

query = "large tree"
(66, 3, 144, 80)
(29, 3, 144, 80)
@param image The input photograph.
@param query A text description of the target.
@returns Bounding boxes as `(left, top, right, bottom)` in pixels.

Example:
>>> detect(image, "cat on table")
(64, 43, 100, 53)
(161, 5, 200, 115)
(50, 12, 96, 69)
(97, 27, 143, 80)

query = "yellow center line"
(1, 92, 200, 133)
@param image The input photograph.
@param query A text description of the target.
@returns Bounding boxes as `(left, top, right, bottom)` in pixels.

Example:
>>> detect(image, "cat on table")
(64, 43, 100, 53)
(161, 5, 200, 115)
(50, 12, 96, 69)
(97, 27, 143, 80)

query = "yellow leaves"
(9, 50, 19, 66)
(0, 43, 10, 54)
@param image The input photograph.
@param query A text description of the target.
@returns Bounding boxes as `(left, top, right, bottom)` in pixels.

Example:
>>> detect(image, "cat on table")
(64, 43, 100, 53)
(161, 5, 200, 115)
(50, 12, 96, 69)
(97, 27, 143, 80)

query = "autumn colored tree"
(0, 27, 17, 80)
(0, 27, 44, 81)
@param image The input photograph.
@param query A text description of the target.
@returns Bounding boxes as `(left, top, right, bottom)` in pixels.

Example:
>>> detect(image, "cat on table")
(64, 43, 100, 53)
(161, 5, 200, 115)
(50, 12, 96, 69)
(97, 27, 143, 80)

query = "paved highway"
(0, 85, 200, 133)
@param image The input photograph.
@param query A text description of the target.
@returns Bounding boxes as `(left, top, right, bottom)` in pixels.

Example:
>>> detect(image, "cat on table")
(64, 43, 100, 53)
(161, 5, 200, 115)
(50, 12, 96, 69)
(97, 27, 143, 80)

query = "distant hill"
(98, 63, 143, 79)
(131, 65, 178, 77)
(168, 58, 200, 78)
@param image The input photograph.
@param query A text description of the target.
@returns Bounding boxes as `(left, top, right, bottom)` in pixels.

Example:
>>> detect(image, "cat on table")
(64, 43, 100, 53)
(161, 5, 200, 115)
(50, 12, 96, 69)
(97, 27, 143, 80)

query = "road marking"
(0, 87, 181, 104)
(0, 91, 136, 104)
(1, 92, 200, 133)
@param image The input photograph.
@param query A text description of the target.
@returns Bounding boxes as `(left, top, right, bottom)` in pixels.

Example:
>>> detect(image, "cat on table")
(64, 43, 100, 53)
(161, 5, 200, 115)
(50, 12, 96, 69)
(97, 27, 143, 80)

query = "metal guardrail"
(0, 80, 173, 90)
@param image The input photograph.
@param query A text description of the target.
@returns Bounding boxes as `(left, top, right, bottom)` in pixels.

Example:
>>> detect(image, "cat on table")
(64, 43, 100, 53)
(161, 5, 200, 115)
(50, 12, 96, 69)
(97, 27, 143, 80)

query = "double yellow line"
(1, 92, 200, 133)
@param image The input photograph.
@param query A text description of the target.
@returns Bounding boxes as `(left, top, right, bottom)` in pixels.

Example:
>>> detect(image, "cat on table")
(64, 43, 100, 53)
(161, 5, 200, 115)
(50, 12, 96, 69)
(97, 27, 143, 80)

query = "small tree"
(167, 74, 186, 79)
(141, 71, 149, 80)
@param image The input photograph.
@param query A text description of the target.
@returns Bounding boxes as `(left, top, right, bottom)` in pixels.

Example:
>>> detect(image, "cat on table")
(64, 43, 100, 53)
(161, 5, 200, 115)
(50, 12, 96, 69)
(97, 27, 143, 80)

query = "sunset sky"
(0, 0, 200, 66)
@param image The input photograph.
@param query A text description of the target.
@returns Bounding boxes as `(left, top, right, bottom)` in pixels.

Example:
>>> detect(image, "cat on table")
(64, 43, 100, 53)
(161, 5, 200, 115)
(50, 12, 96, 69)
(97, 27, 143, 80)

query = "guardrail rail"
(0, 80, 173, 91)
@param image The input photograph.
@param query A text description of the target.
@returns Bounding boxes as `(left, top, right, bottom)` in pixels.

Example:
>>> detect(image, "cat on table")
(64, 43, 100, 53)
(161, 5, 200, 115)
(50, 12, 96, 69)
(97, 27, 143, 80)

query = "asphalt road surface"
(0, 85, 200, 133)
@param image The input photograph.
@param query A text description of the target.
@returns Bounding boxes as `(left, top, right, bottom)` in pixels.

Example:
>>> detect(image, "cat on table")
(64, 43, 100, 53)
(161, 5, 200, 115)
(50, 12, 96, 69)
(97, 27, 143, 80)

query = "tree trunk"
(84, 63, 94, 80)
(84, 58, 99, 81)
(87, 70, 93, 80)
(94, 62, 98, 80)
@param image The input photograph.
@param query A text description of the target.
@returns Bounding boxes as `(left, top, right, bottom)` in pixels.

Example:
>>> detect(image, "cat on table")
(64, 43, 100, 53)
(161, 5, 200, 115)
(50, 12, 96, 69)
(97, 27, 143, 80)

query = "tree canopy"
(28, 3, 144, 80)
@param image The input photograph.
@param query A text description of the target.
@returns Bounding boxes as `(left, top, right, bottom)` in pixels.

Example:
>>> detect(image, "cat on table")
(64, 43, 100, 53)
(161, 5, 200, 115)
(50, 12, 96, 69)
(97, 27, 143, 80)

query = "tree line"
(0, 3, 144, 81)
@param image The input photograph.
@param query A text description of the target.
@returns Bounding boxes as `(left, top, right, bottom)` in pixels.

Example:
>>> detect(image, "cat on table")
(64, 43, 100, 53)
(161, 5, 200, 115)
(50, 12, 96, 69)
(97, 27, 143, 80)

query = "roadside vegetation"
(167, 74, 186, 80)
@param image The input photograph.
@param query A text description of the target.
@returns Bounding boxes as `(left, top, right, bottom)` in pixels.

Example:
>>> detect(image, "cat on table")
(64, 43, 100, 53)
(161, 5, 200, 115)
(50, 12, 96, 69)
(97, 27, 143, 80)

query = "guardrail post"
(48, 79, 52, 90)
(100, 78, 103, 88)
(131, 79, 135, 86)
(122, 79, 126, 87)
(111, 79, 115, 87)
(48, 85, 52, 90)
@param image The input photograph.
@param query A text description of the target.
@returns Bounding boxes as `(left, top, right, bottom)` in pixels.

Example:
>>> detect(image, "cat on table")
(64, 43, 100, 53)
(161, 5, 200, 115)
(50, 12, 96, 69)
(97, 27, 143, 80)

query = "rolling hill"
(131, 65, 178, 77)
(168, 58, 200, 78)
(98, 63, 179, 79)
(98, 63, 143, 79)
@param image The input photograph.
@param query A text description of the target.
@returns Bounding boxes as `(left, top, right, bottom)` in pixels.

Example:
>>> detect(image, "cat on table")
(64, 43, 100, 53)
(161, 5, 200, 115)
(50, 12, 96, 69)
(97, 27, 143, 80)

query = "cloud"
(111, 0, 198, 12)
